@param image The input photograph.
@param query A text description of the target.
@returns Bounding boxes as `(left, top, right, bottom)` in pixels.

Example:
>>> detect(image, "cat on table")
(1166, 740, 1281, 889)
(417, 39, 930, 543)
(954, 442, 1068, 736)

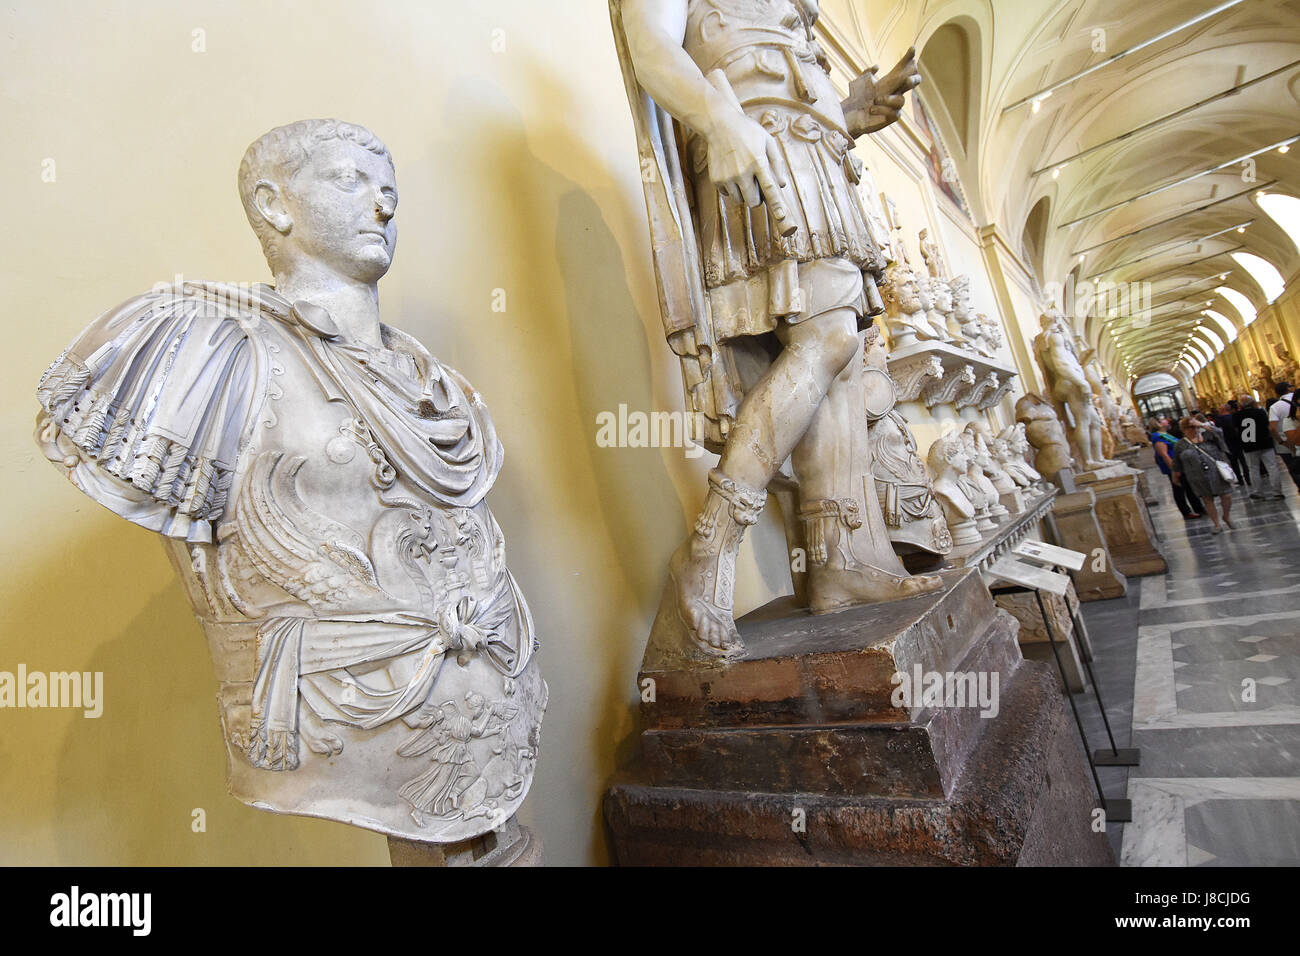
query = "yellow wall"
(1, 0, 1046, 864)
(2, 0, 696, 866)
(1195, 278, 1300, 403)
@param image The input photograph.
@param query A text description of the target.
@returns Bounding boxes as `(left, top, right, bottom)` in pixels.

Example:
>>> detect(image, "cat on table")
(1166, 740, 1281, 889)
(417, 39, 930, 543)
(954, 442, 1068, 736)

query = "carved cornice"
(977, 376, 1018, 412)
(946, 487, 1060, 574)
(889, 353, 945, 402)
(922, 363, 975, 409)
(955, 371, 1000, 412)
(889, 341, 1018, 411)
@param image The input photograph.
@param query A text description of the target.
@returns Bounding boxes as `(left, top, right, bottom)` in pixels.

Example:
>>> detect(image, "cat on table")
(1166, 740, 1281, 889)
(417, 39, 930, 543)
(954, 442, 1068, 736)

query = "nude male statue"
(613, 0, 941, 659)
(1032, 309, 1120, 471)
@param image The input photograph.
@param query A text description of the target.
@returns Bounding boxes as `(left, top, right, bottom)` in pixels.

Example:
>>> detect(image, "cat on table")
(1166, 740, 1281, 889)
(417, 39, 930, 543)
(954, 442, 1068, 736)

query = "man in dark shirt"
(1234, 394, 1283, 499)
(1215, 401, 1249, 487)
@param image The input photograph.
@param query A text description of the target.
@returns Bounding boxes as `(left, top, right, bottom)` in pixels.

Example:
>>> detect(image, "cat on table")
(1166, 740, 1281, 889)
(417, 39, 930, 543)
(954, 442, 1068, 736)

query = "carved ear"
(253, 180, 292, 235)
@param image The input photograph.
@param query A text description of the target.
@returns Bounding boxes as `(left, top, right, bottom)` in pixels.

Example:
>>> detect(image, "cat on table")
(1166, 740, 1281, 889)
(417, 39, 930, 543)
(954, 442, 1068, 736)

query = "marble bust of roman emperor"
(35, 120, 546, 846)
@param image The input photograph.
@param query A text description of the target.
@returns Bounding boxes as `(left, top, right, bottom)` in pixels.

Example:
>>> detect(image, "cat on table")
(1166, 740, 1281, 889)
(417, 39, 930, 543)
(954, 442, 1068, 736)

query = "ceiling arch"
(876, 0, 1300, 380)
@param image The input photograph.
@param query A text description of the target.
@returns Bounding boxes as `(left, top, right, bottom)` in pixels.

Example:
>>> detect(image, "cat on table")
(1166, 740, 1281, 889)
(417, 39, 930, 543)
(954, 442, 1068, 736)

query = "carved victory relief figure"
(35, 120, 545, 844)
(863, 328, 953, 560)
(1032, 308, 1120, 471)
(613, 0, 941, 660)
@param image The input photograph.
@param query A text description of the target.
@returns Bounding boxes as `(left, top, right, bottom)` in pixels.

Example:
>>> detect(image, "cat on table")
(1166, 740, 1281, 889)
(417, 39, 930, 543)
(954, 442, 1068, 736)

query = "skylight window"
(1257, 193, 1300, 256)
(1230, 252, 1286, 303)
(1202, 310, 1238, 344)
(1216, 286, 1258, 325)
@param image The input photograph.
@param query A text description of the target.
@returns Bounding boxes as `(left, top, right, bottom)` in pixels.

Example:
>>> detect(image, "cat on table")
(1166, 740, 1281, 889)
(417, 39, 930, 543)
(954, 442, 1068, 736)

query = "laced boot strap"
(693, 469, 767, 612)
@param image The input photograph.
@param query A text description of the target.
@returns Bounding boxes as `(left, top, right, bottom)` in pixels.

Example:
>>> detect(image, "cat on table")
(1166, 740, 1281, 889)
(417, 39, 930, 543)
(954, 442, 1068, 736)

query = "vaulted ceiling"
(837, 0, 1300, 387)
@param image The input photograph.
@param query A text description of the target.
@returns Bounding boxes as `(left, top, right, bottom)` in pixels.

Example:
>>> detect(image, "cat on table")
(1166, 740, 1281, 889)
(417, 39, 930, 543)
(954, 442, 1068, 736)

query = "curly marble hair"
(238, 118, 392, 270)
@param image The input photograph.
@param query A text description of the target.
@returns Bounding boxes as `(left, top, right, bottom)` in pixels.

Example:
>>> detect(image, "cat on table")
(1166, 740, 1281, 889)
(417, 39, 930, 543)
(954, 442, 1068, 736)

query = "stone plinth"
(1048, 490, 1127, 601)
(604, 568, 1114, 866)
(993, 582, 1085, 692)
(1117, 448, 1157, 504)
(1000, 488, 1026, 515)
(1084, 471, 1167, 577)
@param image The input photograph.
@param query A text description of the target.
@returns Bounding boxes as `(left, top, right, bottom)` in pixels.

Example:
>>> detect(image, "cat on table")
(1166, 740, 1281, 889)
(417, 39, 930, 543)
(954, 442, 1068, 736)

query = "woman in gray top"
(1172, 416, 1236, 533)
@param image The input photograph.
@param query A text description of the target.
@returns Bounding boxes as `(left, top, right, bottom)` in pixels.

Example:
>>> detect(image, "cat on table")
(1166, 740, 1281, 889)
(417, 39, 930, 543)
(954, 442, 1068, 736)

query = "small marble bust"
(996, 424, 1045, 490)
(925, 276, 957, 345)
(883, 260, 947, 347)
(959, 427, 1007, 528)
(926, 435, 981, 546)
(35, 119, 546, 845)
(965, 421, 1017, 494)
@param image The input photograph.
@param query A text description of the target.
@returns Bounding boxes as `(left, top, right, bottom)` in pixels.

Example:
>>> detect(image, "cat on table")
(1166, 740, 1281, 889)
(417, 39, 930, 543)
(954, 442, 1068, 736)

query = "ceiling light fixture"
(1058, 136, 1300, 229)
(1003, 0, 1247, 114)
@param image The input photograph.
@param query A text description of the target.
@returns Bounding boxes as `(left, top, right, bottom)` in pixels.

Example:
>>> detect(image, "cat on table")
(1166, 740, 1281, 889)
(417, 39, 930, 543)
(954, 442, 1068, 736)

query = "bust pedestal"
(1048, 490, 1128, 601)
(1077, 470, 1167, 577)
(604, 569, 1114, 865)
(387, 816, 541, 866)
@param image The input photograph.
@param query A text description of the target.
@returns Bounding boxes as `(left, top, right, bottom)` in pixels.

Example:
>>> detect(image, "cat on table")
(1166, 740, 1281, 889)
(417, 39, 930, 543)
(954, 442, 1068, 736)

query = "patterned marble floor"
(1075, 461, 1300, 867)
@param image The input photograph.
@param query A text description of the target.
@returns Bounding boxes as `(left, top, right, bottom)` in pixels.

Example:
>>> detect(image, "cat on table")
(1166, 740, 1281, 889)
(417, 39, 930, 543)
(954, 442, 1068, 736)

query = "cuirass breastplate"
(684, 0, 843, 130)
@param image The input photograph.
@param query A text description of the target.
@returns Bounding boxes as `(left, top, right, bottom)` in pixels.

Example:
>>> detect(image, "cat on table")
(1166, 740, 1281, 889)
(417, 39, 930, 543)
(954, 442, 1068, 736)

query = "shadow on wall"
(8, 516, 385, 864)
(403, 62, 687, 862)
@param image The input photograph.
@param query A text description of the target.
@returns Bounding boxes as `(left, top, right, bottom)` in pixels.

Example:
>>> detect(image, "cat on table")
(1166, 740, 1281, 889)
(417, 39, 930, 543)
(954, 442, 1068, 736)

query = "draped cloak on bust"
(36, 281, 543, 843)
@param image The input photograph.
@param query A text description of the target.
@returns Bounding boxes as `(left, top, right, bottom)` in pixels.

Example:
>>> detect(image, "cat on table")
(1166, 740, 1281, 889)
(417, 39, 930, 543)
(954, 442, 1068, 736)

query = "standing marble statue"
(1033, 309, 1120, 471)
(1075, 333, 1126, 452)
(35, 119, 546, 851)
(612, 0, 941, 659)
(1274, 346, 1298, 387)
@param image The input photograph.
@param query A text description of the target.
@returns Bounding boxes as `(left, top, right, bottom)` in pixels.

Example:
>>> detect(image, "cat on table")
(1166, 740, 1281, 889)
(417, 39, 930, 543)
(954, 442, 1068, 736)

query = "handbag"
(1193, 442, 1237, 484)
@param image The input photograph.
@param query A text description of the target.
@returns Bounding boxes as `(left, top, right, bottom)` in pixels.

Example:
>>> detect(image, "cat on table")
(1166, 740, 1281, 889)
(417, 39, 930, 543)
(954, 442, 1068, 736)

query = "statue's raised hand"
(843, 47, 922, 138)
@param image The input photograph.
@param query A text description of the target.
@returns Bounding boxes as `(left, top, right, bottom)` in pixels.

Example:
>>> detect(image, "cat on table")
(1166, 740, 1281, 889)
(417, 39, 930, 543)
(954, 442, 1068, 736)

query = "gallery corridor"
(1079, 460, 1300, 866)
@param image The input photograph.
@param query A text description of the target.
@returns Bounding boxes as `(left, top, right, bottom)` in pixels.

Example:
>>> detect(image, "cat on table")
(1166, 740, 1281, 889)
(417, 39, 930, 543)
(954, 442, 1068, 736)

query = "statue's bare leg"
(790, 333, 945, 612)
(667, 308, 861, 655)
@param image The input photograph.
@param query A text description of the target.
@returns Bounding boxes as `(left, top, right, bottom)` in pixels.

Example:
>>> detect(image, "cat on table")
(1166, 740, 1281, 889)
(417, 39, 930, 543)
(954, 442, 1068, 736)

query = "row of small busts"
(882, 263, 1004, 360)
(926, 421, 1047, 547)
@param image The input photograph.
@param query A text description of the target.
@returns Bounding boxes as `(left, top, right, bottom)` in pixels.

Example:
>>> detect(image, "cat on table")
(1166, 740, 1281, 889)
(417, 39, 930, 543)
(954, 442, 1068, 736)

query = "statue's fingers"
(764, 137, 791, 188)
(755, 160, 796, 236)
(737, 173, 762, 208)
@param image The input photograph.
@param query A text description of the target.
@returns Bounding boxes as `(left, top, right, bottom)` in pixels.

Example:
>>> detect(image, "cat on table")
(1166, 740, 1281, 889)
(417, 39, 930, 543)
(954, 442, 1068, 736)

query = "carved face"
(947, 443, 970, 473)
(279, 138, 398, 284)
(916, 277, 935, 310)
(931, 279, 953, 313)
(951, 284, 970, 320)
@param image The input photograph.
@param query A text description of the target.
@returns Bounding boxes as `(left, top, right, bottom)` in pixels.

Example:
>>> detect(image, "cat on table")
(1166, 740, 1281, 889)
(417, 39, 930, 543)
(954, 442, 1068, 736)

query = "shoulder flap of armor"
(36, 281, 280, 540)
